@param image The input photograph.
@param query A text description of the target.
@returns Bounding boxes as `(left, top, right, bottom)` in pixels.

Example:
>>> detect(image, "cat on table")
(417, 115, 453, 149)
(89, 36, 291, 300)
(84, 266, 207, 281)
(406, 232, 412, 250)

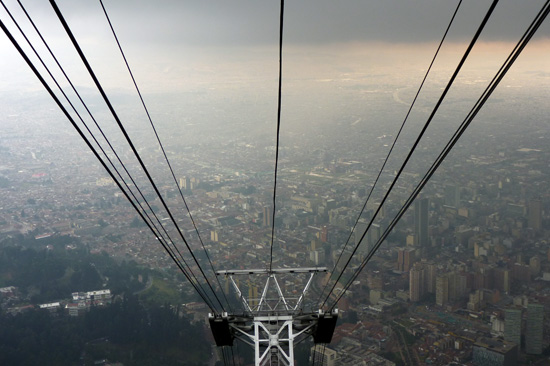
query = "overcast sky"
(0, 0, 548, 94)
(46, 0, 550, 45)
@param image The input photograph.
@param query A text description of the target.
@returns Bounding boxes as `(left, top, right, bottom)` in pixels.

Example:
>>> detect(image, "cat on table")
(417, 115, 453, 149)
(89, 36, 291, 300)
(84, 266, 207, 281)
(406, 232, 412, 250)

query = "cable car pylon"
(209, 267, 338, 366)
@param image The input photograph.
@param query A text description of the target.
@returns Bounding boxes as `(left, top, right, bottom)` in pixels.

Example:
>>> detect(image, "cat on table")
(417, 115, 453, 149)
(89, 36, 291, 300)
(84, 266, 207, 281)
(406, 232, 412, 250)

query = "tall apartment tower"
(320, 225, 328, 243)
(526, 303, 544, 354)
(414, 198, 429, 256)
(397, 248, 416, 272)
(263, 205, 272, 227)
(179, 176, 191, 190)
(530, 256, 541, 276)
(436, 274, 449, 306)
(355, 222, 367, 247)
(444, 184, 460, 208)
(528, 200, 542, 231)
(504, 308, 522, 347)
(367, 223, 381, 253)
(424, 261, 437, 294)
(409, 263, 425, 302)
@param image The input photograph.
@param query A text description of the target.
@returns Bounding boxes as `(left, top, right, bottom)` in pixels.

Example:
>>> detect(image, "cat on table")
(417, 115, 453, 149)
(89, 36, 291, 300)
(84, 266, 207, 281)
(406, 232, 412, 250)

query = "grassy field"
(139, 276, 184, 306)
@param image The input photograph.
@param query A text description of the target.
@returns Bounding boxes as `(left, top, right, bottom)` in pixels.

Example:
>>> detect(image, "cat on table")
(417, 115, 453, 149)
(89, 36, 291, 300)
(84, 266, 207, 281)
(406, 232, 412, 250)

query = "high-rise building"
(448, 272, 458, 301)
(355, 222, 381, 257)
(528, 199, 542, 231)
(504, 308, 522, 347)
(355, 221, 367, 247)
(310, 239, 320, 251)
(444, 184, 460, 208)
(210, 230, 219, 242)
(263, 205, 272, 227)
(179, 176, 191, 190)
(367, 272, 385, 291)
(494, 268, 511, 293)
(409, 263, 425, 302)
(436, 274, 449, 306)
(526, 303, 544, 354)
(320, 225, 328, 242)
(472, 338, 518, 366)
(397, 249, 405, 272)
(310, 250, 325, 265)
(456, 273, 467, 301)
(396, 248, 416, 272)
(435, 271, 467, 307)
(368, 223, 381, 252)
(424, 261, 437, 294)
(414, 198, 429, 256)
(370, 289, 383, 304)
(529, 256, 541, 276)
(467, 290, 484, 311)
(406, 234, 415, 246)
(191, 177, 200, 189)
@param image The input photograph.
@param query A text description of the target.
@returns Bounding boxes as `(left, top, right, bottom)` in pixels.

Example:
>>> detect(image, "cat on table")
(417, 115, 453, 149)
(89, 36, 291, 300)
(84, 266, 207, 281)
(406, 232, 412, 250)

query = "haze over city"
(0, 0, 549, 365)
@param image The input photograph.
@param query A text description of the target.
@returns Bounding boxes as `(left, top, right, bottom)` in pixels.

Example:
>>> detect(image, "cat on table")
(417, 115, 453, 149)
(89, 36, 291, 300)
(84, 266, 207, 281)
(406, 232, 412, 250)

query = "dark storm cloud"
(75, 0, 550, 46)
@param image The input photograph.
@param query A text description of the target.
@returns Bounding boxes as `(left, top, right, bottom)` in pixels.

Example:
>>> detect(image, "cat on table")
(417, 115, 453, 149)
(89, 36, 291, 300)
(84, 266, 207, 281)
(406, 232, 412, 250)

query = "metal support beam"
(216, 267, 327, 276)
(294, 272, 315, 311)
(228, 275, 252, 313)
(210, 268, 337, 365)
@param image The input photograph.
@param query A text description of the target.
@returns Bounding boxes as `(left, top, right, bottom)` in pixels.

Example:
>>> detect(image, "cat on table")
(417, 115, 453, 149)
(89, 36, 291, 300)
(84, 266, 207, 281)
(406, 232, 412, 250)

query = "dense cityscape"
(0, 69, 549, 365)
(0, 1, 549, 364)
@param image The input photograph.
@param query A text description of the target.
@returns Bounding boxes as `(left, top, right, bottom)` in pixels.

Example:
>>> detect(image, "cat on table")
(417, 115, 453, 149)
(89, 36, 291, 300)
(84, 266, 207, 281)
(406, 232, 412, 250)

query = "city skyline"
(0, 1, 549, 365)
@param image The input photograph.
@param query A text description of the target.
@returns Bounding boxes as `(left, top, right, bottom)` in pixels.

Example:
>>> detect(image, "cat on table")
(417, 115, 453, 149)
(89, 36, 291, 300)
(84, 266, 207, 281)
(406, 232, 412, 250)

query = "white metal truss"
(210, 268, 336, 366)
(221, 268, 325, 314)
(228, 315, 316, 366)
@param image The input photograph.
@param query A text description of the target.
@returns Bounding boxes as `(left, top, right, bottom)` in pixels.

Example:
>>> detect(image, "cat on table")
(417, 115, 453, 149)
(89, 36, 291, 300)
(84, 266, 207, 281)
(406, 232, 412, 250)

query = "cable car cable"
(328, 0, 550, 309)
(8, 0, 218, 310)
(0, 17, 218, 312)
(317, 0, 463, 306)
(320, 0, 500, 309)
(49, 0, 225, 312)
(98, 0, 232, 311)
(269, 0, 284, 273)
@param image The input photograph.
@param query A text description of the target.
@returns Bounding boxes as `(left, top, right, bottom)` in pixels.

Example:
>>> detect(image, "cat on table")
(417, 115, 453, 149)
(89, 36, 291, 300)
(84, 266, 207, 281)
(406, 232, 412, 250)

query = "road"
(133, 275, 153, 295)
(392, 325, 417, 366)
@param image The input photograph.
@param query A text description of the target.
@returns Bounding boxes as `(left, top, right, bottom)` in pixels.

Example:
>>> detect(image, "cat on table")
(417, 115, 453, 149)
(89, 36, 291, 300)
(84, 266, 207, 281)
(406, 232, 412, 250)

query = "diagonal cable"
(10, 0, 216, 309)
(0, 15, 218, 312)
(269, 0, 284, 273)
(320, 0, 500, 309)
(98, 0, 232, 312)
(9, 0, 217, 309)
(317, 0, 463, 306)
(49, 0, 225, 312)
(329, 0, 550, 310)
